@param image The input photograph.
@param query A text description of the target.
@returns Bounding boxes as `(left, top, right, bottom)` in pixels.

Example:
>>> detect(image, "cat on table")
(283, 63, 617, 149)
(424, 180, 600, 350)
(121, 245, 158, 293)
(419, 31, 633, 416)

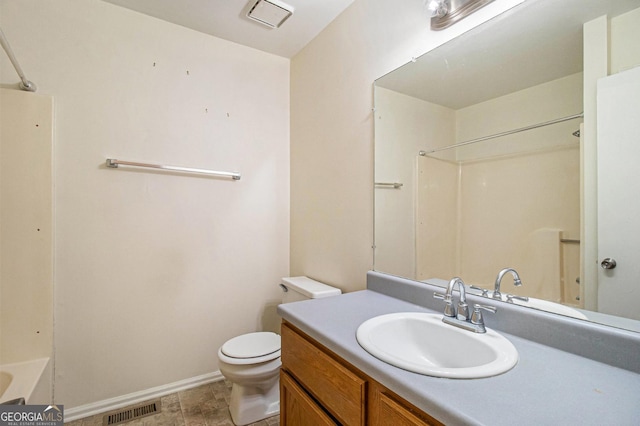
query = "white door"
(596, 66, 640, 320)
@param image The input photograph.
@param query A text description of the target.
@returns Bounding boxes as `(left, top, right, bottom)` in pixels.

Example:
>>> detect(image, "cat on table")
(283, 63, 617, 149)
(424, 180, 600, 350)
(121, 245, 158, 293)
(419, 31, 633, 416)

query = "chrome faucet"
(493, 268, 522, 301)
(447, 277, 469, 320)
(434, 277, 496, 333)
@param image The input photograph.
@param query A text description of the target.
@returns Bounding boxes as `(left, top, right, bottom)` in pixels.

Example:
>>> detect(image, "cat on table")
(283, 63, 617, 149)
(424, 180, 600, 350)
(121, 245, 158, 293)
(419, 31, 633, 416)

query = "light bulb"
(424, 0, 449, 18)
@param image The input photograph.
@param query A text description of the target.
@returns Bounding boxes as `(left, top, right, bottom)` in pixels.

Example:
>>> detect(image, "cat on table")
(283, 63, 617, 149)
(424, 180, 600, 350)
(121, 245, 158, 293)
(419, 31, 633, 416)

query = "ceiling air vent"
(102, 400, 161, 425)
(247, 0, 294, 28)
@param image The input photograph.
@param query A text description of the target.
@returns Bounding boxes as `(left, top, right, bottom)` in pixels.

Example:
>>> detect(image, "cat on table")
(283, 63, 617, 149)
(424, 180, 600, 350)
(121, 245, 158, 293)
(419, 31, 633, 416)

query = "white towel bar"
(106, 159, 241, 180)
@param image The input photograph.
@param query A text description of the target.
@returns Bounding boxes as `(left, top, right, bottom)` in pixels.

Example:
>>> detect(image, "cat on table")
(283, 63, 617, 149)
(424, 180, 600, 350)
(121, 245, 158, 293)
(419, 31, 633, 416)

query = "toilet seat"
(219, 332, 281, 365)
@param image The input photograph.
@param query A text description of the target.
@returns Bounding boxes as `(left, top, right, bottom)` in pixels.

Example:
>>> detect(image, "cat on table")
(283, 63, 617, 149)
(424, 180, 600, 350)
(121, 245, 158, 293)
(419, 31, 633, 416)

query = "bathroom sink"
(356, 312, 518, 379)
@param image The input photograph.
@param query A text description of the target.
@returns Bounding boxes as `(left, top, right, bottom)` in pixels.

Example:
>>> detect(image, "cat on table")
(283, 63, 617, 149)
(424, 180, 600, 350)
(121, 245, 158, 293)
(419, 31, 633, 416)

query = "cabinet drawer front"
(281, 370, 338, 426)
(377, 393, 438, 426)
(282, 323, 366, 426)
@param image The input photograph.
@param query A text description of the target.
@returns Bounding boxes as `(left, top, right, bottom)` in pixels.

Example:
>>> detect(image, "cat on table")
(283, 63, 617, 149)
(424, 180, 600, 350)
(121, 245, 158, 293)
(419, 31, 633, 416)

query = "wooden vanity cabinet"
(281, 321, 365, 425)
(280, 322, 443, 426)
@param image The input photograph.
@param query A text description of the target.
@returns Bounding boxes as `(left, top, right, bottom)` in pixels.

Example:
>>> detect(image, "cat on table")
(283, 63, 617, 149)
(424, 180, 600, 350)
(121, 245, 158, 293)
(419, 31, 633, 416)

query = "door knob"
(600, 258, 617, 270)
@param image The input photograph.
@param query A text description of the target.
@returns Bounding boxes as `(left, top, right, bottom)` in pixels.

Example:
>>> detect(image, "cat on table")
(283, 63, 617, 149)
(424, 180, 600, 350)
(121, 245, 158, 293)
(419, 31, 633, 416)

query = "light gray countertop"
(277, 278, 640, 425)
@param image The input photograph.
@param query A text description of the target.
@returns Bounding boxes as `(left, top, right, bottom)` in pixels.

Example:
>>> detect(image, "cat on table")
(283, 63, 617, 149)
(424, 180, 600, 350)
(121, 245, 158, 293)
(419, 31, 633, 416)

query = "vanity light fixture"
(427, 0, 495, 31)
(247, 0, 294, 29)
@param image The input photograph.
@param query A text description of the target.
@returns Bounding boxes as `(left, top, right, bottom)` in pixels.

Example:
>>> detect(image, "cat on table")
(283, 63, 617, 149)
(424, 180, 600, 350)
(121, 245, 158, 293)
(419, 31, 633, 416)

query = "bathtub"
(0, 358, 50, 404)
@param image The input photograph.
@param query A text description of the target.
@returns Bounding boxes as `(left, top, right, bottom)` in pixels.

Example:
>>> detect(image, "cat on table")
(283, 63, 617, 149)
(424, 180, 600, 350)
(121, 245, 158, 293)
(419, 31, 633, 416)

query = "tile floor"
(65, 380, 280, 426)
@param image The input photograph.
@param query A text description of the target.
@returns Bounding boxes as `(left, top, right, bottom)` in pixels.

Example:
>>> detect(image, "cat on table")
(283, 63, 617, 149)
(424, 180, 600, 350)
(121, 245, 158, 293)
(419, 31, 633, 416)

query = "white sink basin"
(356, 312, 518, 379)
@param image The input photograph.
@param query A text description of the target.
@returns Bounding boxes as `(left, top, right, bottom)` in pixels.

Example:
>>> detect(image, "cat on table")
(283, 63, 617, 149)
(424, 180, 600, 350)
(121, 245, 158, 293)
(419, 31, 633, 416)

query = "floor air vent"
(103, 400, 161, 425)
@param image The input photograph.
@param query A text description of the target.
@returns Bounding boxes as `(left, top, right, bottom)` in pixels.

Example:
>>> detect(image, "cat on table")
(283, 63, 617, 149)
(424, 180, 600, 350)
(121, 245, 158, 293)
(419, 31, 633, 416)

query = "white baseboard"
(64, 371, 224, 422)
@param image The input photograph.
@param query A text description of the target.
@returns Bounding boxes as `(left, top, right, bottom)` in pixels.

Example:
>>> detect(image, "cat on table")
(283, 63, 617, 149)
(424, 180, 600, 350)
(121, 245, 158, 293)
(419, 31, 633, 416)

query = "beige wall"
(611, 7, 640, 74)
(290, 0, 525, 292)
(0, 0, 289, 409)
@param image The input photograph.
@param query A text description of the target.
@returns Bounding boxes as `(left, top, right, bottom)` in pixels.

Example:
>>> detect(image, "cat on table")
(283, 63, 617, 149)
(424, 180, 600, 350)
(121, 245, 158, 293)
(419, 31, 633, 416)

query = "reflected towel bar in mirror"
(106, 159, 241, 180)
(375, 182, 403, 189)
(560, 238, 580, 244)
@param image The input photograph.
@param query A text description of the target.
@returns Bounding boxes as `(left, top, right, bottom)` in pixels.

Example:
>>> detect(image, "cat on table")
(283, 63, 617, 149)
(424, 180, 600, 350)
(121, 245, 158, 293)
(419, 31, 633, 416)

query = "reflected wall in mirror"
(374, 0, 640, 331)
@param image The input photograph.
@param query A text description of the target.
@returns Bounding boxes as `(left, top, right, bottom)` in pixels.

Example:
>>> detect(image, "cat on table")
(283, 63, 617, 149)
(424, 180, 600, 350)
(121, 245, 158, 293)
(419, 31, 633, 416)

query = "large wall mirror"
(374, 0, 640, 332)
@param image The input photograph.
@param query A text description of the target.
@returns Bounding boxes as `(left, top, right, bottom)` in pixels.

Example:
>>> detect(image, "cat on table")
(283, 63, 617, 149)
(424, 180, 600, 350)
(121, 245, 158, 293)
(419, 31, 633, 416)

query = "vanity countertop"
(277, 288, 640, 425)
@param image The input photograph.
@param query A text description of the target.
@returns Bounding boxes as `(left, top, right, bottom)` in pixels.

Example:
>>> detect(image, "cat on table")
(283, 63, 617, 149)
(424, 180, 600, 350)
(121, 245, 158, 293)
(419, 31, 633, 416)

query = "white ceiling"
(102, 0, 356, 58)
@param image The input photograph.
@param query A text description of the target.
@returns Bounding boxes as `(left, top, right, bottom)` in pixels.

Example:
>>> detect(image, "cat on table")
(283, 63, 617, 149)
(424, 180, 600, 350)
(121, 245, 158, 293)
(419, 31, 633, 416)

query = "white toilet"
(217, 276, 341, 426)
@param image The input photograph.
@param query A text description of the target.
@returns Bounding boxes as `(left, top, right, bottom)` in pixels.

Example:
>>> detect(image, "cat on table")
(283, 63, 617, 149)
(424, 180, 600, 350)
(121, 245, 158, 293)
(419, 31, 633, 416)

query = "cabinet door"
(280, 370, 337, 426)
(281, 323, 366, 425)
(377, 393, 433, 426)
(370, 383, 443, 426)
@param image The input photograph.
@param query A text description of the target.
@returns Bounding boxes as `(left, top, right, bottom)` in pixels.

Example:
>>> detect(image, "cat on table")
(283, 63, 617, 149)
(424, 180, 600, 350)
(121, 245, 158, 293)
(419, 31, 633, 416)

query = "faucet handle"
(506, 294, 529, 304)
(470, 304, 497, 328)
(470, 285, 489, 298)
(433, 292, 455, 317)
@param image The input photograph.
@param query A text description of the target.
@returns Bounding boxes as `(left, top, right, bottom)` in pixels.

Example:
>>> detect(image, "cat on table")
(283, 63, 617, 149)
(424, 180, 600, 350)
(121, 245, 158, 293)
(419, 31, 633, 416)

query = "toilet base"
(228, 379, 280, 426)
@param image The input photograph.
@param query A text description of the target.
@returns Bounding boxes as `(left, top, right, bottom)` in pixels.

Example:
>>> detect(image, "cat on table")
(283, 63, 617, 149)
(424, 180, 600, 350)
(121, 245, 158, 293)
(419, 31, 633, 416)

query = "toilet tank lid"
(281, 276, 342, 299)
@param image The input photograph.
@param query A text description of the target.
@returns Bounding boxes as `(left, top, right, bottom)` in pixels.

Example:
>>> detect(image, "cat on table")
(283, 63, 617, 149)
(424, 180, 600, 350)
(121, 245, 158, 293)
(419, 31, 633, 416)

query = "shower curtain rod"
(419, 112, 584, 156)
(0, 27, 36, 92)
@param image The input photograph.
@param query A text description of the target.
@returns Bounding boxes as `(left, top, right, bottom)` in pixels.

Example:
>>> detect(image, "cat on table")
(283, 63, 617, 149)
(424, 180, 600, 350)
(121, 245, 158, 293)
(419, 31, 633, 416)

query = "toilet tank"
(280, 276, 341, 304)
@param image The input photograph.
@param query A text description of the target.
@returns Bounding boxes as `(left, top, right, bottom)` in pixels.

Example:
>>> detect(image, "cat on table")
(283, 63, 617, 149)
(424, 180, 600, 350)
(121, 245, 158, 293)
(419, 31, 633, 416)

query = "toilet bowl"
(217, 276, 341, 425)
(218, 332, 281, 426)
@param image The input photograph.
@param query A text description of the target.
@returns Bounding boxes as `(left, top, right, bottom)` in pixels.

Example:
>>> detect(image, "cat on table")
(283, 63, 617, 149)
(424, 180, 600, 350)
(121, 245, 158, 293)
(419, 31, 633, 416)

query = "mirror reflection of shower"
(374, 70, 583, 306)
(415, 113, 582, 306)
